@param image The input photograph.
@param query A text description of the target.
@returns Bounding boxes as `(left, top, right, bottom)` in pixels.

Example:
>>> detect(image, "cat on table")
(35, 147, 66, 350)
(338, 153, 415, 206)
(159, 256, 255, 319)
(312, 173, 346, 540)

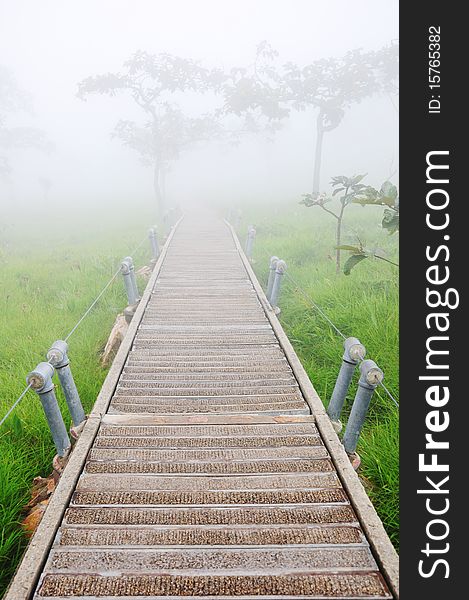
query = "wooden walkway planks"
(9, 213, 397, 599)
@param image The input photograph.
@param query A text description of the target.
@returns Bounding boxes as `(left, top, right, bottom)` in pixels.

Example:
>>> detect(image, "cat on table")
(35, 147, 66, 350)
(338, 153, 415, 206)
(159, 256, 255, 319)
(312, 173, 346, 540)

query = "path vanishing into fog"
(7, 213, 398, 600)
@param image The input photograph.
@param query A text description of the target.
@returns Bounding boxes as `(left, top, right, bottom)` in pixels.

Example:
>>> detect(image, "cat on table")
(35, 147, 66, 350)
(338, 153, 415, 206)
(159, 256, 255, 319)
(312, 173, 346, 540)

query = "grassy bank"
(0, 210, 155, 596)
(235, 200, 399, 548)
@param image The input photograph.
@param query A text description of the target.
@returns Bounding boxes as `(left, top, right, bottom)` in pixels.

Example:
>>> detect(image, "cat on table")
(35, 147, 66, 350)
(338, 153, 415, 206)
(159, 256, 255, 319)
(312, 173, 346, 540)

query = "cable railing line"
(377, 381, 399, 410)
(284, 270, 347, 341)
(128, 235, 149, 260)
(0, 384, 32, 429)
(63, 266, 122, 342)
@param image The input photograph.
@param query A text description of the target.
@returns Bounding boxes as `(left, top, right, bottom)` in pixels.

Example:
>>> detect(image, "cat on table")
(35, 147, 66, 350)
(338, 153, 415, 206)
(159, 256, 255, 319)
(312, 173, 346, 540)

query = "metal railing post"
(245, 226, 256, 259)
(121, 258, 139, 306)
(266, 256, 279, 300)
(327, 337, 366, 432)
(121, 257, 140, 323)
(47, 340, 86, 428)
(269, 259, 287, 310)
(149, 228, 160, 263)
(124, 256, 140, 303)
(26, 362, 71, 457)
(343, 359, 384, 456)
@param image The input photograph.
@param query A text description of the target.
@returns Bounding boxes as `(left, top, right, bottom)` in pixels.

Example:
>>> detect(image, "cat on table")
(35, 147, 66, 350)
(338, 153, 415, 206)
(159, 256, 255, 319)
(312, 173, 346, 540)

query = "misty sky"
(0, 0, 398, 217)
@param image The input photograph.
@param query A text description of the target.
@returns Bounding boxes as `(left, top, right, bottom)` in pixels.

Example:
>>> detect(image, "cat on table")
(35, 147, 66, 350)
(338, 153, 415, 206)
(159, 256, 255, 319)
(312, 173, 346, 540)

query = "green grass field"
(0, 208, 157, 596)
(233, 200, 399, 549)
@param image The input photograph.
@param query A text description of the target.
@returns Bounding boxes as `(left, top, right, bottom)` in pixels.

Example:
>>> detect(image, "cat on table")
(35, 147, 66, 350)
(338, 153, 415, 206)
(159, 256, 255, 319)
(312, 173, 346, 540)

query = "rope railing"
(0, 232, 153, 430)
(61, 231, 149, 344)
(0, 384, 32, 429)
(128, 235, 150, 260)
(63, 266, 123, 343)
(64, 232, 152, 345)
(284, 270, 347, 341)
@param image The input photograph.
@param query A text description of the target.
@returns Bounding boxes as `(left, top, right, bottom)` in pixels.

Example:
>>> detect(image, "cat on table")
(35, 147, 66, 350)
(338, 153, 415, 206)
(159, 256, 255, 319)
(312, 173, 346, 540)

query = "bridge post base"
(70, 418, 87, 440)
(124, 303, 139, 324)
(348, 451, 362, 471)
(52, 449, 70, 475)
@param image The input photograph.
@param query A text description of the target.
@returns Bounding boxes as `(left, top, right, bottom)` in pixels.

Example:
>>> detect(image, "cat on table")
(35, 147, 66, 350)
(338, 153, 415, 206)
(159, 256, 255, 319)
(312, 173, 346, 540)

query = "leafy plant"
(302, 176, 399, 275)
(352, 180, 400, 235)
(301, 174, 368, 274)
(341, 248, 369, 275)
(337, 240, 399, 276)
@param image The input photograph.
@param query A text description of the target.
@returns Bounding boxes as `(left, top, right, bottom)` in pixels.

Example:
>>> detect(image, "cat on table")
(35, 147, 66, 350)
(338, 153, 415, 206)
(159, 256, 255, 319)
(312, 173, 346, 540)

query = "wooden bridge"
(6, 213, 398, 600)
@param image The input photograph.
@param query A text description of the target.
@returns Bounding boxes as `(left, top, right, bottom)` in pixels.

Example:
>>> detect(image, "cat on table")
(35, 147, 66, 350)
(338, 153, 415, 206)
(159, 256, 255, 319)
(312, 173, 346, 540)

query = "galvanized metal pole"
(26, 362, 71, 457)
(124, 256, 140, 303)
(47, 340, 85, 428)
(148, 228, 160, 263)
(269, 259, 287, 310)
(327, 337, 366, 432)
(121, 258, 139, 306)
(343, 359, 384, 455)
(245, 226, 256, 259)
(266, 256, 279, 300)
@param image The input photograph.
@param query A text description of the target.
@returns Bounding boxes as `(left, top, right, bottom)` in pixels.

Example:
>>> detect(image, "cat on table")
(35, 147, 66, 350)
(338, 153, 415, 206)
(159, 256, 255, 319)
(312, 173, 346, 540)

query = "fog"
(0, 0, 398, 223)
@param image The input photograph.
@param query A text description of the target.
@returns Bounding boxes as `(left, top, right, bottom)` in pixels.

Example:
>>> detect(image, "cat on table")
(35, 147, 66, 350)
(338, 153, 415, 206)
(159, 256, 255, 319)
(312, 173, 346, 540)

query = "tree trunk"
(160, 168, 166, 207)
(336, 217, 342, 274)
(153, 163, 165, 216)
(313, 111, 324, 193)
(335, 201, 346, 274)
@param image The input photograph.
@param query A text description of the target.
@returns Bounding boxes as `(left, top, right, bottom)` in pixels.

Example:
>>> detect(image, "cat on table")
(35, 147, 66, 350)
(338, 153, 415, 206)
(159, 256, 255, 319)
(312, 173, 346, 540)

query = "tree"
(113, 104, 222, 210)
(301, 174, 371, 273)
(223, 42, 399, 191)
(222, 41, 289, 136)
(337, 180, 399, 275)
(352, 180, 399, 234)
(283, 44, 398, 192)
(38, 176, 52, 202)
(0, 65, 50, 179)
(78, 51, 225, 214)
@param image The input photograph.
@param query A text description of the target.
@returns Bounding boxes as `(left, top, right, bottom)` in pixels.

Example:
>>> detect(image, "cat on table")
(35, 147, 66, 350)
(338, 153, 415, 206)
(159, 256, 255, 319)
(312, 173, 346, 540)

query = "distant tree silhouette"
(78, 52, 225, 214)
(223, 42, 398, 192)
(38, 176, 52, 202)
(0, 65, 50, 179)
